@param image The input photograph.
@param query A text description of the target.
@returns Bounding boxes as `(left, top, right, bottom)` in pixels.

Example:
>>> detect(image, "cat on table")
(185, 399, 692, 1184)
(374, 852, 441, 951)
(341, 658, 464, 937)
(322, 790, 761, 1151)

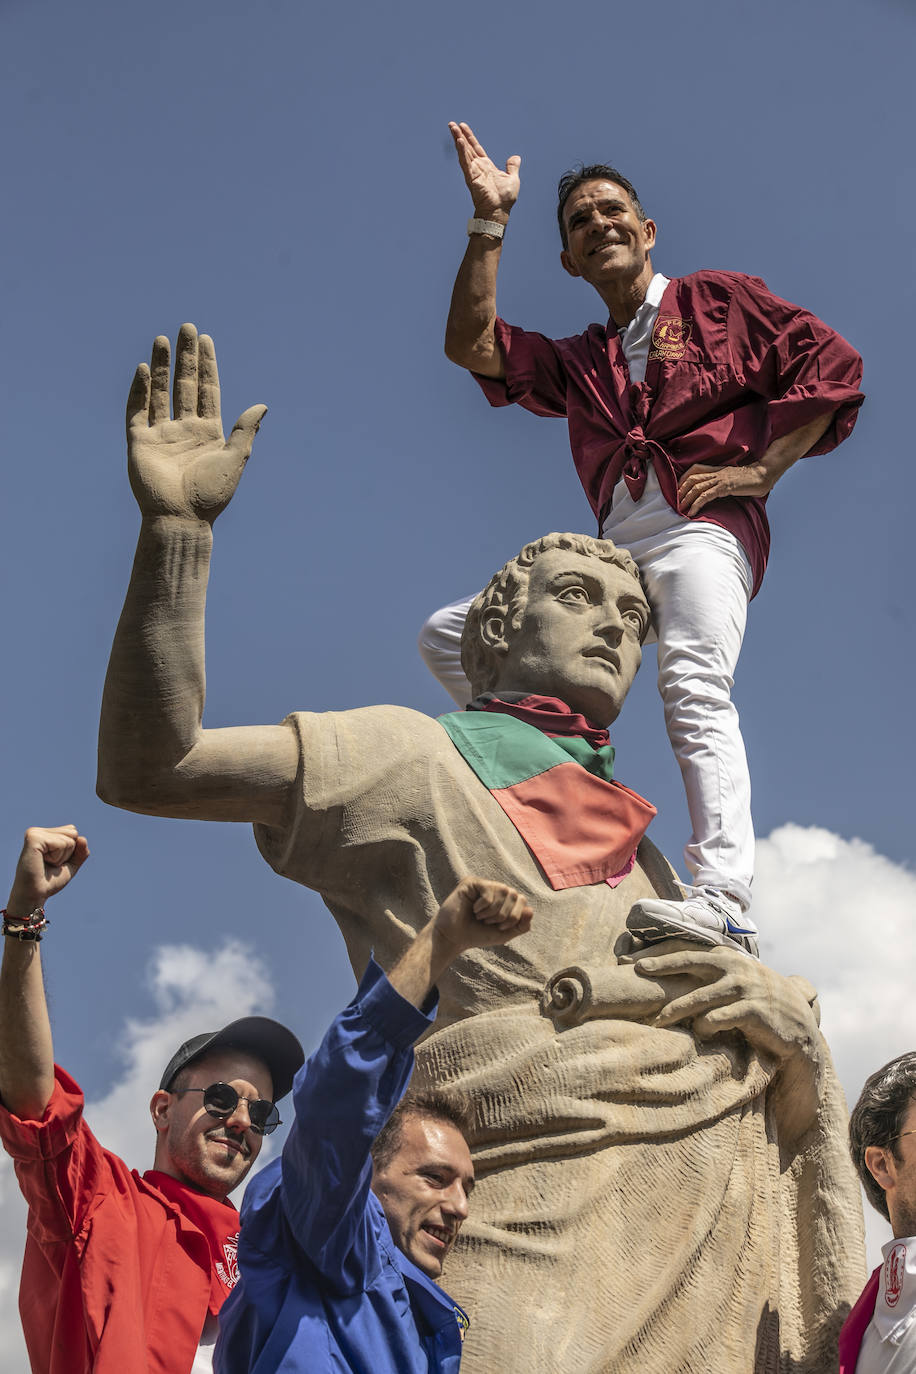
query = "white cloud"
(755, 823, 916, 1266)
(1, 828, 912, 1370)
(0, 939, 279, 1374)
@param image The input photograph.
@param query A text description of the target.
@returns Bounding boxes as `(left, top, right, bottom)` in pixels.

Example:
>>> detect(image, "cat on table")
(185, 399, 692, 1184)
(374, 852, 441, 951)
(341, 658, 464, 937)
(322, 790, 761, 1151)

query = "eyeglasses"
(173, 1083, 282, 1136)
(892, 1129, 916, 1143)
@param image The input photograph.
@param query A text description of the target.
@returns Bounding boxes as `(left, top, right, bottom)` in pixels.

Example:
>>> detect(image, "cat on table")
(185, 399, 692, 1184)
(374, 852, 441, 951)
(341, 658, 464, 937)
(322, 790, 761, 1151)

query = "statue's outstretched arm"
(97, 324, 298, 827)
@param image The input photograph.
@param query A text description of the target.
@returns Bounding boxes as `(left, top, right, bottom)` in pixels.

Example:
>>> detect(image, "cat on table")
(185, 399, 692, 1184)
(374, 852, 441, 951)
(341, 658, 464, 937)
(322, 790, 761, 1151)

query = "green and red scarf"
(439, 693, 656, 891)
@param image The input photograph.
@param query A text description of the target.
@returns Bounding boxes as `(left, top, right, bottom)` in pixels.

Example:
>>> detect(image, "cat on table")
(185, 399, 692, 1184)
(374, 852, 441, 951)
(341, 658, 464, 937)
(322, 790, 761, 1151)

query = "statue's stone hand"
(125, 323, 266, 522)
(635, 948, 824, 1141)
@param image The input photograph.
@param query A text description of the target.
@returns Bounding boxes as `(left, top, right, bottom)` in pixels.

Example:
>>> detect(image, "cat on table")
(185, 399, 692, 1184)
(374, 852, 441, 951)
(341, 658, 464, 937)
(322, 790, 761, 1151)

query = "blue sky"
(0, 0, 913, 1360)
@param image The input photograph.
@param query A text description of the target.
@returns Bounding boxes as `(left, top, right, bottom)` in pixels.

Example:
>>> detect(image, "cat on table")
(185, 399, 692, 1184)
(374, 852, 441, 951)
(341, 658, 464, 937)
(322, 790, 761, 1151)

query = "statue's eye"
(558, 585, 589, 604)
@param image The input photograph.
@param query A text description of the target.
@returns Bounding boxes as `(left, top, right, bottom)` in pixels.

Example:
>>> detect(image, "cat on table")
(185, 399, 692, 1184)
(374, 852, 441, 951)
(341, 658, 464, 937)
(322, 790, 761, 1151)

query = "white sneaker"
(627, 886, 759, 958)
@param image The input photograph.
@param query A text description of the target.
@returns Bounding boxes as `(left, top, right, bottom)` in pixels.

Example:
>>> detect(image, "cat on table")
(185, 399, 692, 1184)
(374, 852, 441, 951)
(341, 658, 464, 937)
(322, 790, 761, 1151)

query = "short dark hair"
(557, 164, 647, 248)
(848, 1052, 916, 1220)
(370, 1091, 474, 1173)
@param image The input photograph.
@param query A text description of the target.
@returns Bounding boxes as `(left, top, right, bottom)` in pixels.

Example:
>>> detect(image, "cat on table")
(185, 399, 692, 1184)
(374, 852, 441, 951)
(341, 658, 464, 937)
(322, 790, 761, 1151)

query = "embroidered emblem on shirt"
(454, 1305, 471, 1342)
(648, 316, 693, 361)
(885, 1243, 907, 1308)
(215, 1231, 241, 1289)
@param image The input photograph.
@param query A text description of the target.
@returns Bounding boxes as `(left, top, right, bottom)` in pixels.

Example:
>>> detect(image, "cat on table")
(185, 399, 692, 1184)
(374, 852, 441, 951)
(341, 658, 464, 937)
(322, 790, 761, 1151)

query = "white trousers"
(418, 474, 755, 908)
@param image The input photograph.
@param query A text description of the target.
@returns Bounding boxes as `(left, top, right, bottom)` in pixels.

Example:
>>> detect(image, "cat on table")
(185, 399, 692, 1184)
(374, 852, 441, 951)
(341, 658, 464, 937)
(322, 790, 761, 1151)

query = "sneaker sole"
(627, 910, 759, 959)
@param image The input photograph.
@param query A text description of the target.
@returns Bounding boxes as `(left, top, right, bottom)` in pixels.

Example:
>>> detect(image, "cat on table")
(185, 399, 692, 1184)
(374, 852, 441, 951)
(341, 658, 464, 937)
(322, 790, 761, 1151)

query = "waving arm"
(443, 122, 520, 378)
(97, 325, 298, 826)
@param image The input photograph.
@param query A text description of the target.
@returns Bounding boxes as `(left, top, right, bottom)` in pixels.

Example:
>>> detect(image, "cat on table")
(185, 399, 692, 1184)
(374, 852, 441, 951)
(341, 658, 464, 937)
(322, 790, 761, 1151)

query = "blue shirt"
(214, 959, 468, 1374)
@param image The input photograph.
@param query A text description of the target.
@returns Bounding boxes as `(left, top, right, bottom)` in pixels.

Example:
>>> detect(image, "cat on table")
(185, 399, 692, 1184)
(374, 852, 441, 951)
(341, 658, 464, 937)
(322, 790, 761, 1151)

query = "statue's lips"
(582, 647, 621, 671)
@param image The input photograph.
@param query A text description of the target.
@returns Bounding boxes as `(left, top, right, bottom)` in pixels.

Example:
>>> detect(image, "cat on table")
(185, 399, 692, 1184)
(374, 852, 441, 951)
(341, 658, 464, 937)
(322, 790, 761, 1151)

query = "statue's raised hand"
(449, 121, 521, 219)
(125, 323, 266, 522)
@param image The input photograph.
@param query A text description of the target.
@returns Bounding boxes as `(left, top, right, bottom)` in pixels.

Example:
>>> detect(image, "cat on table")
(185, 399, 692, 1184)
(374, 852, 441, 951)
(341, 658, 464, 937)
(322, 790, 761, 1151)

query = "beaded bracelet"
(1, 907, 49, 941)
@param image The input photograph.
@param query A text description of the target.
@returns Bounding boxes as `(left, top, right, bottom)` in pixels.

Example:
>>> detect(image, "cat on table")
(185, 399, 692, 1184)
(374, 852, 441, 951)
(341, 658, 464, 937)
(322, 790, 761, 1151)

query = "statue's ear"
(480, 611, 510, 657)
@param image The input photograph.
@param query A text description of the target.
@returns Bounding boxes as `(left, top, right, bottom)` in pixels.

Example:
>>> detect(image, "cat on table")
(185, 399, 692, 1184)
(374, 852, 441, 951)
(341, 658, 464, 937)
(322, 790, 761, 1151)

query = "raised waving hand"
(125, 323, 267, 523)
(449, 122, 521, 219)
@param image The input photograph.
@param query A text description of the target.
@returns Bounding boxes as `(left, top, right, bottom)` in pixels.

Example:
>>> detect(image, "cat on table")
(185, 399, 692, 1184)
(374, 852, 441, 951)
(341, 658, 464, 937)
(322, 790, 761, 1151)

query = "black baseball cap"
(159, 1017, 304, 1101)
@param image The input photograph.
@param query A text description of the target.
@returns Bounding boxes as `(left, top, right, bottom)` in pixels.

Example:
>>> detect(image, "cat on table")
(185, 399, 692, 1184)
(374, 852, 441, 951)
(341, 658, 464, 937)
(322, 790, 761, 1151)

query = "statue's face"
(489, 548, 647, 726)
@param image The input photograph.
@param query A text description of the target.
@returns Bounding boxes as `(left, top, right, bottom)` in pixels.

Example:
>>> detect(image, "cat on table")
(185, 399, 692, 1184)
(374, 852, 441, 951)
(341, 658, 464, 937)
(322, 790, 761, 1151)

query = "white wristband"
(467, 217, 506, 240)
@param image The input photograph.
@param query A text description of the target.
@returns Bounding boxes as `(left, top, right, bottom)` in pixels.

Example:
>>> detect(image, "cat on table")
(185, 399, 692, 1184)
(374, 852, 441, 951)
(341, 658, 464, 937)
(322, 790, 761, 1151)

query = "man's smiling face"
(488, 547, 648, 726)
(372, 1113, 474, 1278)
(150, 1048, 272, 1199)
(560, 179, 656, 293)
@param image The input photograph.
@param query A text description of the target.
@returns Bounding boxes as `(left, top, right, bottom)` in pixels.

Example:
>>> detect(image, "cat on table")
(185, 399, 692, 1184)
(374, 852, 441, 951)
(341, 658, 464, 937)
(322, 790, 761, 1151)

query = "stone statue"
(98, 324, 864, 1374)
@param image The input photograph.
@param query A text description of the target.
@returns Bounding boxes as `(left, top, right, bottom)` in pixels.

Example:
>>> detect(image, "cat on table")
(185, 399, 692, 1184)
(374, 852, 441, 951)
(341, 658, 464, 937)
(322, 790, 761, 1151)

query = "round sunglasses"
(174, 1082, 282, 1135)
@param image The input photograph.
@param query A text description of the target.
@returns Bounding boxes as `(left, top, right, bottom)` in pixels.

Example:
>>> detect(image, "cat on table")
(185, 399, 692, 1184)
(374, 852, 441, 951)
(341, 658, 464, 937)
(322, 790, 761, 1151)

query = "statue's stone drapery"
(254, 703, 864, 1373)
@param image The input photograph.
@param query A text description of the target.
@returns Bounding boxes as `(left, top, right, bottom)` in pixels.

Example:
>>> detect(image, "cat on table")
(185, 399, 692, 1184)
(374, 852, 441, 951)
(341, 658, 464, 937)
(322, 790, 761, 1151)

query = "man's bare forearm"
(386, 922, 460, 1010)
(678, 410, 838, 515)
(0, 847, 62, 1121)
(98, 515, 212, 809)
(444, 231, 508, 378)
(0, 940, 53, 1119)
(758, 410, 835, 487)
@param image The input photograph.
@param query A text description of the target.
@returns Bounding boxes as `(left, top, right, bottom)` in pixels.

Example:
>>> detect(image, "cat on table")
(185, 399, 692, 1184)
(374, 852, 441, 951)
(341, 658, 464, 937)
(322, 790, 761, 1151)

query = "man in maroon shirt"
(0, 823, 303, 1374)
(421, 121, 864, 957)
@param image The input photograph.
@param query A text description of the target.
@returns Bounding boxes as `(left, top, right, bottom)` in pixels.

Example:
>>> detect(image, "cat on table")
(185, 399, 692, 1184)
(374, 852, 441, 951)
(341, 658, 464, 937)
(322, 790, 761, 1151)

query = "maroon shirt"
(474, 270, 864, 595)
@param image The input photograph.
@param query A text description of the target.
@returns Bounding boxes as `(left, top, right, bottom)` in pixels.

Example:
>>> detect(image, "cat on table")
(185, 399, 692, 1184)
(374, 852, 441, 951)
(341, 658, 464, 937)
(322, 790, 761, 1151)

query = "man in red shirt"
(0, 824, 303, 1374)
(840, 1054, 916, 1372)
(422, 121, 864, 957)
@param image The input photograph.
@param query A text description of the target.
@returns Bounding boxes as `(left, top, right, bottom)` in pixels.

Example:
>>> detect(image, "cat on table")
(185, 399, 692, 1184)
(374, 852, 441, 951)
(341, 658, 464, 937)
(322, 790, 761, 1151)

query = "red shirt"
(474, 270, 864, 596)
(0, 1067, 240, 1374)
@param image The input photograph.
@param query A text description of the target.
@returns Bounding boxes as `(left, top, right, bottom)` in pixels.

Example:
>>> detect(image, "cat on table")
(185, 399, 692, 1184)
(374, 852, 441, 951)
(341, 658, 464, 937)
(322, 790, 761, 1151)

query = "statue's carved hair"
(371, 1091, 474, 1173)
(848, 1051, 916, 1220)
(460, 532, 648, 697)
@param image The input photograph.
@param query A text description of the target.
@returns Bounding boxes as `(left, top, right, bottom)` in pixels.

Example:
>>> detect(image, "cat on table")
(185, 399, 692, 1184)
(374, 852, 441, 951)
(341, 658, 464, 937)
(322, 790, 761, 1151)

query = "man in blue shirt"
(214, 876, 533, 1374)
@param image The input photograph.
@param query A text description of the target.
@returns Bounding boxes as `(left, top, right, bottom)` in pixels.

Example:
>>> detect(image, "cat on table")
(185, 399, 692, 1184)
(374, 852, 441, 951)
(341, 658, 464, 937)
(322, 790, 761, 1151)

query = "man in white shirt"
(841, 1053, 916, 1371)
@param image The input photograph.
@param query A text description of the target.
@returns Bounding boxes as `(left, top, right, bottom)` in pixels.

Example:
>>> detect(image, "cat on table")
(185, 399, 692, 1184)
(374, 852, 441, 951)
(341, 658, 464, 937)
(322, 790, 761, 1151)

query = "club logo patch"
(648, 316, 693, 361)
(885, 1242, 906, 1308)
(216, 1231, 241, 1290)
(454, 1305, 471, 1342)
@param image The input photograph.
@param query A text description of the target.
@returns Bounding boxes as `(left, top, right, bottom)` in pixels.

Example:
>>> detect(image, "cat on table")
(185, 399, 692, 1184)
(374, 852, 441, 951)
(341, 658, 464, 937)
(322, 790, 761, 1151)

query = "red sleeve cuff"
(0, 1065, 86, 1160)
